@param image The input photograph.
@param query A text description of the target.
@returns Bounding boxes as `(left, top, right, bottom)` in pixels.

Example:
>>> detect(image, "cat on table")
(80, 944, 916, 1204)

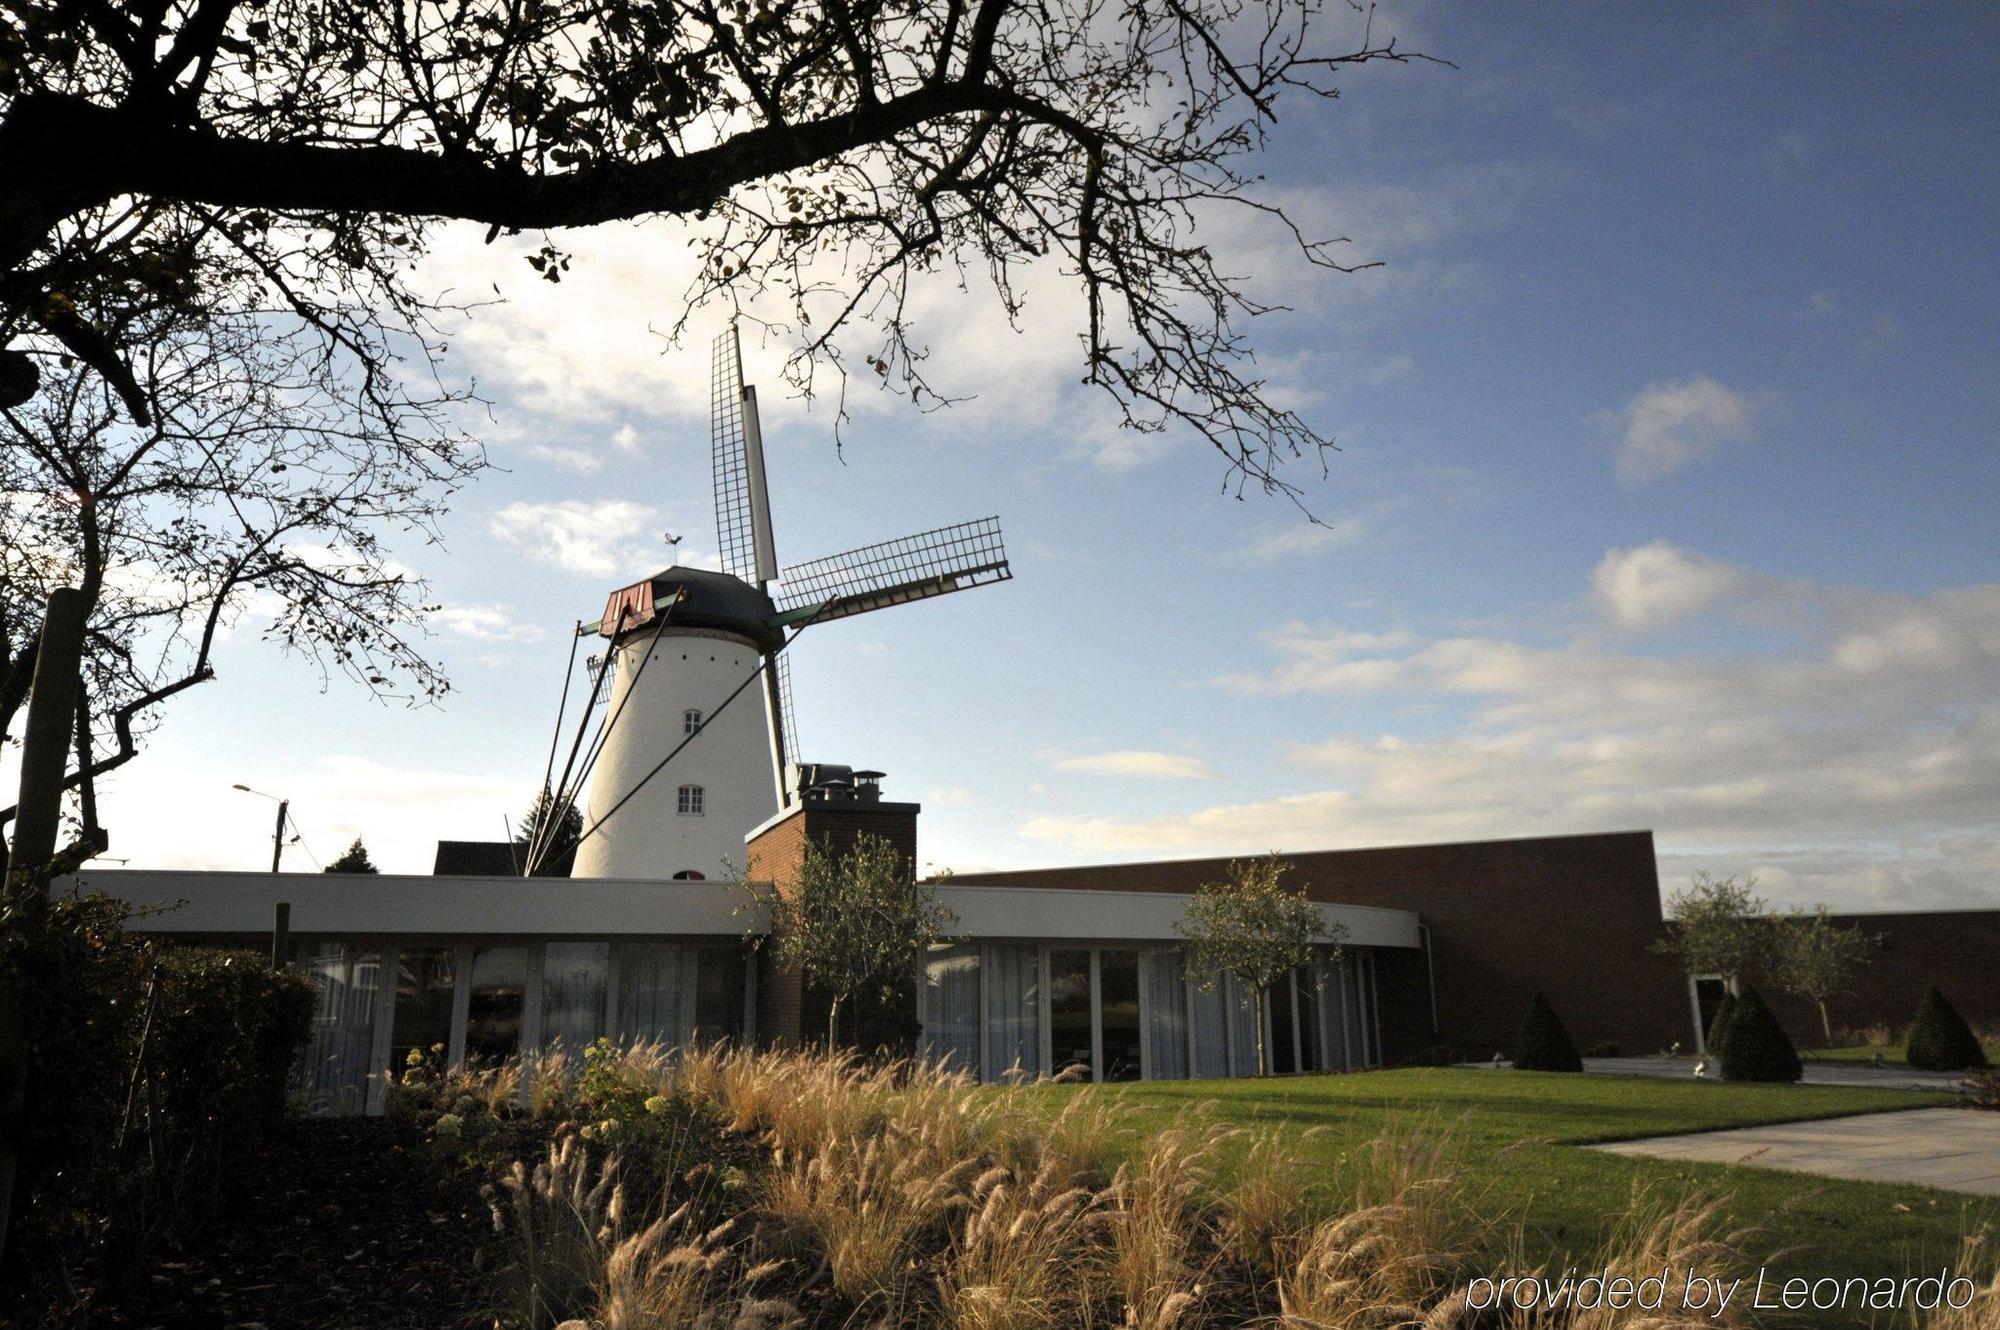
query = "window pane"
(1298, 963, 1325, 1073)
(921, 945, 980, 1074)
(612, 942, 686, 1046)
(1320, 956, 1350, 1070)
(1048, 949, 1093, 1080)
(1144, 951, 1188, 1081)
(1269, 971, 1299, 1075)
(1342, 956, 1366, 1068)
(692, 948, 745, 1044)
(1188, 970, 1230, 1079)
(1227, 974, 1260, 1078)
(301, 942, 380, 1115)
(1099, 950, 1141, 1082)
(542, 942, 609, 1052)
(983, 945, 1041, 1082)
(392, 947, 456, 1069)
(466, 946, 529, 1061)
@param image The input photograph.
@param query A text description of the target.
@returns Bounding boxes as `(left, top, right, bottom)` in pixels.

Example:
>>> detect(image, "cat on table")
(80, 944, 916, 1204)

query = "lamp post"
(231, 783, 291, 872)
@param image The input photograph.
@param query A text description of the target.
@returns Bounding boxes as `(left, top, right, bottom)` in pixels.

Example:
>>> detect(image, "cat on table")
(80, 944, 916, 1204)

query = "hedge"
(3, 896, 315, 1317)
(1719, 986, 1801, 1083)
(1906, 987, 1989, 1072)
(1514, 990, 1584, 1072)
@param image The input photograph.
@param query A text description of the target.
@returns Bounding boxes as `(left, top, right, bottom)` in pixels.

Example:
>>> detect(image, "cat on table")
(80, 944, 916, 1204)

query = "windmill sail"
(771, 516, 1011, 627)
(711, 326, 779, 585)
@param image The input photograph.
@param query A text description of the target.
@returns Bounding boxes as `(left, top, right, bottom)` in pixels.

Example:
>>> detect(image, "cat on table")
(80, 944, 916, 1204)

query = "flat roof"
(63, 870, 1422, 949)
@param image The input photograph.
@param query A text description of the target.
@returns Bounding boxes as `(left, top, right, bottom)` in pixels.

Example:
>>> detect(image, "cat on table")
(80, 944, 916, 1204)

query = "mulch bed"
(84, 1117, 504, 1330)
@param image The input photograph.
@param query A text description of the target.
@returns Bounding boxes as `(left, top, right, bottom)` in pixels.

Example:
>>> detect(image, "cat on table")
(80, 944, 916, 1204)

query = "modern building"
(63, 772, 1998, 1115)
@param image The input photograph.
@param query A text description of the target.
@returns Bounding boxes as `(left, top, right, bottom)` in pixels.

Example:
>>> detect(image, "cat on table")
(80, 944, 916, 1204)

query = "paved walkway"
(1582, 1055, 1969, 1090)
(1591, 1107, 2000, 1196)
(1463, 1056, 1970, 1091)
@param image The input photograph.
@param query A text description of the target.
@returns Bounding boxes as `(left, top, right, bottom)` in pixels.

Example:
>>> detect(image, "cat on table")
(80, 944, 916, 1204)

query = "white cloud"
(87, 755, 528, 875)
(525, 444, 606, 474)
(1609, 375, 1761, 485)
(927, 785, 976, 806)
(1054, 750, 1224, 780)
(1592, 541, 1751, 631)
(1226, 516, 1369, 563)
(433, 604, 546, 643)
(1031, 554, 2000, 911)
(489, 499, 664, 577)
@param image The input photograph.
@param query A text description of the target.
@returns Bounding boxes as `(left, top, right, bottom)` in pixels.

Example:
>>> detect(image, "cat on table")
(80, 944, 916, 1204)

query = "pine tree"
(514, 788, 584, 876)
(323, 837, 379, 874)
(1906, 988, 1989, 1072)
(1719, 987, 1801, 1083)
(1513, 991, 1584, 1072)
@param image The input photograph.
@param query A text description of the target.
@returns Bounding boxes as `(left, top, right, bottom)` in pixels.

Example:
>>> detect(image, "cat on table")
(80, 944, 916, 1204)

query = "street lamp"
(231, 783, 292, 873)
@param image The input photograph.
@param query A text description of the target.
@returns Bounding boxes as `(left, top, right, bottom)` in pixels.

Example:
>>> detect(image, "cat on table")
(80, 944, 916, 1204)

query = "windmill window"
(683, 709, 702, 735)
(677, 785, 705, 816)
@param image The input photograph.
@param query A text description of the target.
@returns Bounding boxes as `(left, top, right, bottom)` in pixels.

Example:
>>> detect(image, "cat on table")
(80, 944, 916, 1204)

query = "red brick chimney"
(745, 772, 919, 1047)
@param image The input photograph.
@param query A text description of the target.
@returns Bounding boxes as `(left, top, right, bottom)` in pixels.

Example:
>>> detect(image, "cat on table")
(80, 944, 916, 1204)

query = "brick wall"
(1755, 909, 2000, 1049)
(953, 831, 1694, 1062)
(745, 800, 921, 1047)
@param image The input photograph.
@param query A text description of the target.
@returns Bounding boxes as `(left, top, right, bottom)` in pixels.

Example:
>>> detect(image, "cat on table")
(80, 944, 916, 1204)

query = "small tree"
(1906, 988, 1989, 1072)
(1770, 907, 1877, 1047)
(1176, 855, 1337, 1076)
(1513, 991, 1583, 1072)
(322, 838, 379, 875)
(1719, 987, 1801, 1084)
(1652, 872, 1772, 993)
(766, 834, 959, 1050)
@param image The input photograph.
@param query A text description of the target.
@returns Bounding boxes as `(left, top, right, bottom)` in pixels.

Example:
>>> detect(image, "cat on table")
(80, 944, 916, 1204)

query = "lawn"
(1804, 1041, 1999, 1066)
(1017, 1068, 1992, 1295)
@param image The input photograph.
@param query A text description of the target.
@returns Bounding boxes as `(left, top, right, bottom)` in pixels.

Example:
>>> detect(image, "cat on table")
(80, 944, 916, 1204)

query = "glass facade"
(1097, 950, 1142, 1082)
(290, 932, 1388, 1116)
(465, 946, 529, 1061)
(391, 947, 456, 1069)
(916, 943, 1383, 1085)
(300, 942, 380, 1115)
(1047, 949, 1093, 1078)
(984, 945, 1042, 1082)
(542, 941, 610, 1052)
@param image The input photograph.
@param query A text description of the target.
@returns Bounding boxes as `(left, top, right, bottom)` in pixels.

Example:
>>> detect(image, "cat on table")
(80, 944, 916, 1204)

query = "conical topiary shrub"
(1705, 992, 1737, 1057)
(1514, 990, 1584, 1072)
(1719, 987, 1801, 1083)
(1906, 988, 1989, 1071)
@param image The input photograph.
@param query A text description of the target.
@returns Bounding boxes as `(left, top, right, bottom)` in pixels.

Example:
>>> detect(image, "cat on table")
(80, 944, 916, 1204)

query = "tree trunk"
(1819, 1000, 1833, 1049)
(0, 588, 89, 1266)
(1252, 984, 1268, 1076)
(826, 993, 843, 1052)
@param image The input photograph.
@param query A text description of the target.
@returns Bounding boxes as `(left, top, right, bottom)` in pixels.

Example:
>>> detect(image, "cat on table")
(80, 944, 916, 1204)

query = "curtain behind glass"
(1319, 955, 1351, 1070)
(1144, 951, 1189, 1081)
(300, 942, 379, 1115)
(613, 943, 687, 1047)
(921, 946, 980, 1074)
(983, 945, 1041, 1083)
(1188, 966, 1229, 1079)
(543, 942, 610, 1053)
(1227, 973, 1260, 1078)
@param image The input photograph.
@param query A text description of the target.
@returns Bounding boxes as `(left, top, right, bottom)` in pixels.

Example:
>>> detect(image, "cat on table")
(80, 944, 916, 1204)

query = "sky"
(59, 4, 2000, 911)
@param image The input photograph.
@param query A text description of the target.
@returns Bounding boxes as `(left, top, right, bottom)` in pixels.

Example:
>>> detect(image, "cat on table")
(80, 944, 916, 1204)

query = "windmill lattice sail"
(772, 516, 1011, 626)
(711, 326, 778, 585)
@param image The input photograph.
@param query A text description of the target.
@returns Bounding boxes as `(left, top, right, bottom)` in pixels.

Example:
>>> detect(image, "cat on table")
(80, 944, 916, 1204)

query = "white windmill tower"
(534, 327, 1012, 881)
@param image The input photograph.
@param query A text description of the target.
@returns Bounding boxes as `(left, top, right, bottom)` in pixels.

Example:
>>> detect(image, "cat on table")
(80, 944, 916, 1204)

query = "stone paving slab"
(1590, 1107, 2000, 1195)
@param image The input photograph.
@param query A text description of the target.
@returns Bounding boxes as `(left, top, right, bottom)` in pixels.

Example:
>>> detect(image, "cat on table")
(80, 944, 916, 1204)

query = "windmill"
(533, 326, 1012, 881)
